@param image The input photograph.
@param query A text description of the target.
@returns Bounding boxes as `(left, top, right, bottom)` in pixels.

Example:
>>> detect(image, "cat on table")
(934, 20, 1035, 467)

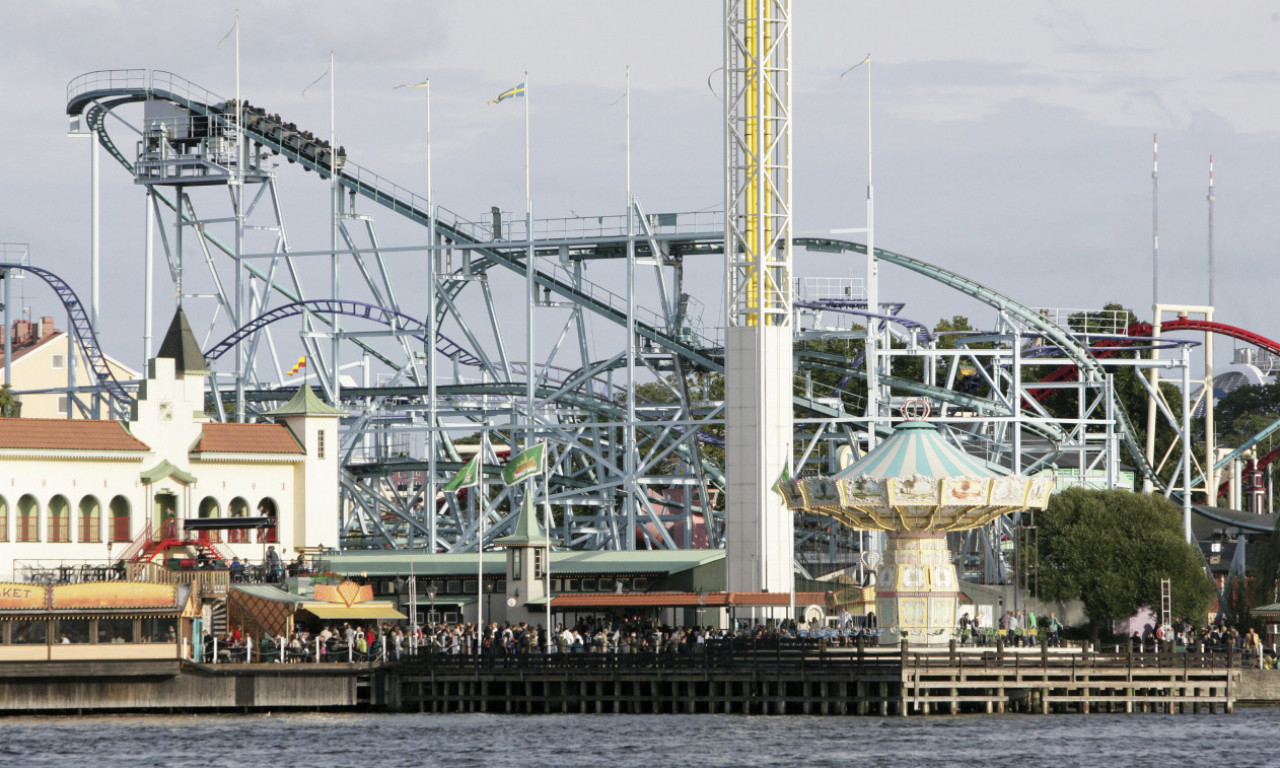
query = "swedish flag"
(489, 82, 526, 104)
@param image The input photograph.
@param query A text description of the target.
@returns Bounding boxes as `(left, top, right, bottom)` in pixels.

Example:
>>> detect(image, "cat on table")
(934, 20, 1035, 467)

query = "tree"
(0, 385, 16, 417)
(1207, 382, 1280, 456)
(1036, 488, 1215, 637)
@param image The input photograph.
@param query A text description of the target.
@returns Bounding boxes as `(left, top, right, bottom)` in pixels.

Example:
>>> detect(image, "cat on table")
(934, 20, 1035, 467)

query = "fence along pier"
(385, 641, 1239, 716)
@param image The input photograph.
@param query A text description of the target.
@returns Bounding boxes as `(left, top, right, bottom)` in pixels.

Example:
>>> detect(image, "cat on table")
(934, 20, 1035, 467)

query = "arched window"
(78, 496, 101, 543)
(109, 496, 131, 543)
(198, 497, 221, 544)
(48, 495, 70, 542)
(17, 494, 39, 542)
(256, 497, 278, 543)
(0, 495, 8, 542)
(228, 497, 249, 543)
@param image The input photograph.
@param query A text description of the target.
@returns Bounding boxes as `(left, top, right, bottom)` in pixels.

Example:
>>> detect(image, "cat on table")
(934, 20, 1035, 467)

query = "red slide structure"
(1028, 318, 1280, 499)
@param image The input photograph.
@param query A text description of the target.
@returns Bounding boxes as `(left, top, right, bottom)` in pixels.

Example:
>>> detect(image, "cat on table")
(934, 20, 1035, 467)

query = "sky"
(3, 1, 1280, 379)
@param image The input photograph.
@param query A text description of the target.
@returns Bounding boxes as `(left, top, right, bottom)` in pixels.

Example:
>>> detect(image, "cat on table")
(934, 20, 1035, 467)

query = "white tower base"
(725, 324, 794, 621)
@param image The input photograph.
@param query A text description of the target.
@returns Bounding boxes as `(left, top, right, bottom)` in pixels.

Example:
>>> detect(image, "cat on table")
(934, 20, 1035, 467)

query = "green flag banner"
(502, 443, 546, 485)
(770, 463, 792, 497)
(443, 455, 481, 493)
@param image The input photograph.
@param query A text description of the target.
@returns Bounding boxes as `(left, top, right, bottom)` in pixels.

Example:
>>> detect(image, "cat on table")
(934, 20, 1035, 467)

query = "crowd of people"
(956, 609, 1064, 647)
(201, 615, 890, 664)
(203, 622, 409, 663)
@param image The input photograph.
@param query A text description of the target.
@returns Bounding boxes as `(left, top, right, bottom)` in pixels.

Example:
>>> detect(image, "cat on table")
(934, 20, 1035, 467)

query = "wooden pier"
(384, 642, 1240, 716)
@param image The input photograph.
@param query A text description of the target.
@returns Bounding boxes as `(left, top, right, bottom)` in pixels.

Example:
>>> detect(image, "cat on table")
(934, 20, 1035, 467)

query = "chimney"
(38, 317, 53, 341)
(12, 319, 31, 347)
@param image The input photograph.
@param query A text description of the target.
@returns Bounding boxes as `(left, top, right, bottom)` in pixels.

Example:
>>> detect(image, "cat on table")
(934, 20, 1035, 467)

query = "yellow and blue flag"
(489, 82, 526, 105)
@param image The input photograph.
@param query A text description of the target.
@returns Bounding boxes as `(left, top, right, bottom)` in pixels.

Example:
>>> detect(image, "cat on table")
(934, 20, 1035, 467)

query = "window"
(78, 497, 101, 543)
(141, 617, 177, 644)
(11, 619, 46, 645)
(47, 497, 69, 542)
(581, 578, 597, 592)
(56, 619, 91, 644)
(97, 618, 135, 644)
(533, 547, 544, 580)
(511, 549, 522, 581)
(57, 396, 68, 415)
(17, 496, 37, 543)
(109, 496, 131, 542)
(51, 354, 64, 370)
(317, 430, 326, 459)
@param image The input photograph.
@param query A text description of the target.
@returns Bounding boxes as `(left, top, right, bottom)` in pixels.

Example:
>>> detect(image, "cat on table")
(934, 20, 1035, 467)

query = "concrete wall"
(0, 661, 358, 711)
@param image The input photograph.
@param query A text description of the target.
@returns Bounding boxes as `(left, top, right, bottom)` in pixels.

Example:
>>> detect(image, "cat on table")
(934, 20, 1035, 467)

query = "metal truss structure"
(39, 65, 1280, 588)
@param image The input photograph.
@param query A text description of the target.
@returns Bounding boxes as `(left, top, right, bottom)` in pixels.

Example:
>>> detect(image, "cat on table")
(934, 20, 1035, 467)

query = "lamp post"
(427, 583, 437, 627)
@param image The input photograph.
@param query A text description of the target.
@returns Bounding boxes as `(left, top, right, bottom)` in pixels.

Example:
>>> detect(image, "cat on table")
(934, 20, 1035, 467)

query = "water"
(10, 709, 1277, 767)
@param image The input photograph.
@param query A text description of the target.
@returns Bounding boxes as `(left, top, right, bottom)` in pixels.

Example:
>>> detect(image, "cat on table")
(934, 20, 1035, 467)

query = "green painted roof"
(492, 493, 546, 548)
(156, 308, 210, 375)
(262, 384, 346, 417)
(230, 584, 308, 604)
(322, 549, 724, 579)
(141, 459, 197, 485)
(835, 420, 998, 480)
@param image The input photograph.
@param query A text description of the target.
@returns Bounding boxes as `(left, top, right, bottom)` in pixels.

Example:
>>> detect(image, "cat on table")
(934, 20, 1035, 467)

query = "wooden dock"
(385, 642, 1241, 716)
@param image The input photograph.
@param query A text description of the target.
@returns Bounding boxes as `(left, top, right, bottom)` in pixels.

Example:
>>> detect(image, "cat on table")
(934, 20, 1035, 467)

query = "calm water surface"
(8, 708, 1276, 767)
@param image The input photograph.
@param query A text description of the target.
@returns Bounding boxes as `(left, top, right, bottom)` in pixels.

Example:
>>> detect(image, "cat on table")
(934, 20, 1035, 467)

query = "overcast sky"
(3, 2, 1279, 377)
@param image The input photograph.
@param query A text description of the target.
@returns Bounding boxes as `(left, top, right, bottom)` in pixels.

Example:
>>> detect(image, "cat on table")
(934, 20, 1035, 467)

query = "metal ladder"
(1160, 578, 1172, 636)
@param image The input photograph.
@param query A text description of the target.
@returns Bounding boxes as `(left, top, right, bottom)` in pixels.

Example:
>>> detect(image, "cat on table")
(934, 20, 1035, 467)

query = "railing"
(13, 559, 124, 585)
(131, 561, 230, 598)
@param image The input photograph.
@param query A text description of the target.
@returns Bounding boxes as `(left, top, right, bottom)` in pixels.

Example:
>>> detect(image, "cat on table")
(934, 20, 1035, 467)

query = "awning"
(303, 603, 407, 621)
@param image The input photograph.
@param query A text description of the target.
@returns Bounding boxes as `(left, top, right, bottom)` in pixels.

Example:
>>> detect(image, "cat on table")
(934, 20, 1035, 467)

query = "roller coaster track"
(204, 299, 481, 367)
(793, 237, 1161, 489)
(1028, 317, 1280, 498)
(68, 70, 1159, 489)
(0, 263, 131, 407)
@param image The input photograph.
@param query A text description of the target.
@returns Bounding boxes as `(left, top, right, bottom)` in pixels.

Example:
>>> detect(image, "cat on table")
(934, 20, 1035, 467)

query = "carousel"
(782, 402, 1053, 644)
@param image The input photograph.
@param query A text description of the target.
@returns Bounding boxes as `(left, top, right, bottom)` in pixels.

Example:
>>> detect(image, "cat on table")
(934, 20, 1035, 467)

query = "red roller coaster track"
(1029, 318, 1280, 499)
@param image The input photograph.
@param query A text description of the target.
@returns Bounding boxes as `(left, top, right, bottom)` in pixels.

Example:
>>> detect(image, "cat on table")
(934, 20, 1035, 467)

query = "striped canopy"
(781, 420, 1053, 533)
(834, 421, 995, 481)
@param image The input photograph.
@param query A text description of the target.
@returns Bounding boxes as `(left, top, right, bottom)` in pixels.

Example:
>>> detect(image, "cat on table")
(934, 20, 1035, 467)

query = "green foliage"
(0, 385, 16, 417)
(1207, 382, 1280, 454)
(1252, 513, 1280, 608)
(1036, 488, 1215, 635)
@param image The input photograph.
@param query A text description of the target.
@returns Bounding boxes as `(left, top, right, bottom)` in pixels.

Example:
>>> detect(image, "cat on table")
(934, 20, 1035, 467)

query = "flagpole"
(233, 8, 245, 423)
(543, 464, 552, 652)
(524, 70, 535, 450)
(329, 51, 340, 404)
(625, 66, 636, 551)
(519, 72, 549, 652)
(426, 78, 438, 554)
(477, 431, 486, 654)
(409, 560, 418, 655)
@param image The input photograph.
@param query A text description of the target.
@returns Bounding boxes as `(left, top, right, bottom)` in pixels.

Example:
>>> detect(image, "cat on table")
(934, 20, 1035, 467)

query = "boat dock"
(0, 641, 1255, 715)
(385, 641, 1242, 716)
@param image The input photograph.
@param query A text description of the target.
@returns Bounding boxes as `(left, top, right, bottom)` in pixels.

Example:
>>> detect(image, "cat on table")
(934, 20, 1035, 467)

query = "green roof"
(230, 584, 308, 604)
(262, 384, 346, 417)
(492, 493, 547, 548)
(322, 549, 725, 579)
(141, 459, 197, 485)
(156, 308, 210, 375)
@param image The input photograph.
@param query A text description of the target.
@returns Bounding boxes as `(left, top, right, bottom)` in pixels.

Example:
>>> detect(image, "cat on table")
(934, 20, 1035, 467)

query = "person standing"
(1246, 626, 1263, 669)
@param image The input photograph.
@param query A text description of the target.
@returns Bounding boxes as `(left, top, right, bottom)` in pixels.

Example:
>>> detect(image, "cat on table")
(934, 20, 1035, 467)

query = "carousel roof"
(835, 421, 995, 480)
(782, 420, 1054, 533)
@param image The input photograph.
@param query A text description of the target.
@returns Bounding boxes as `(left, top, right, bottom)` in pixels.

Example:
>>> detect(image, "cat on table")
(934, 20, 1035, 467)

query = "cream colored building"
(0, 310, 341, 579)
(0, 316, 139, 419)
